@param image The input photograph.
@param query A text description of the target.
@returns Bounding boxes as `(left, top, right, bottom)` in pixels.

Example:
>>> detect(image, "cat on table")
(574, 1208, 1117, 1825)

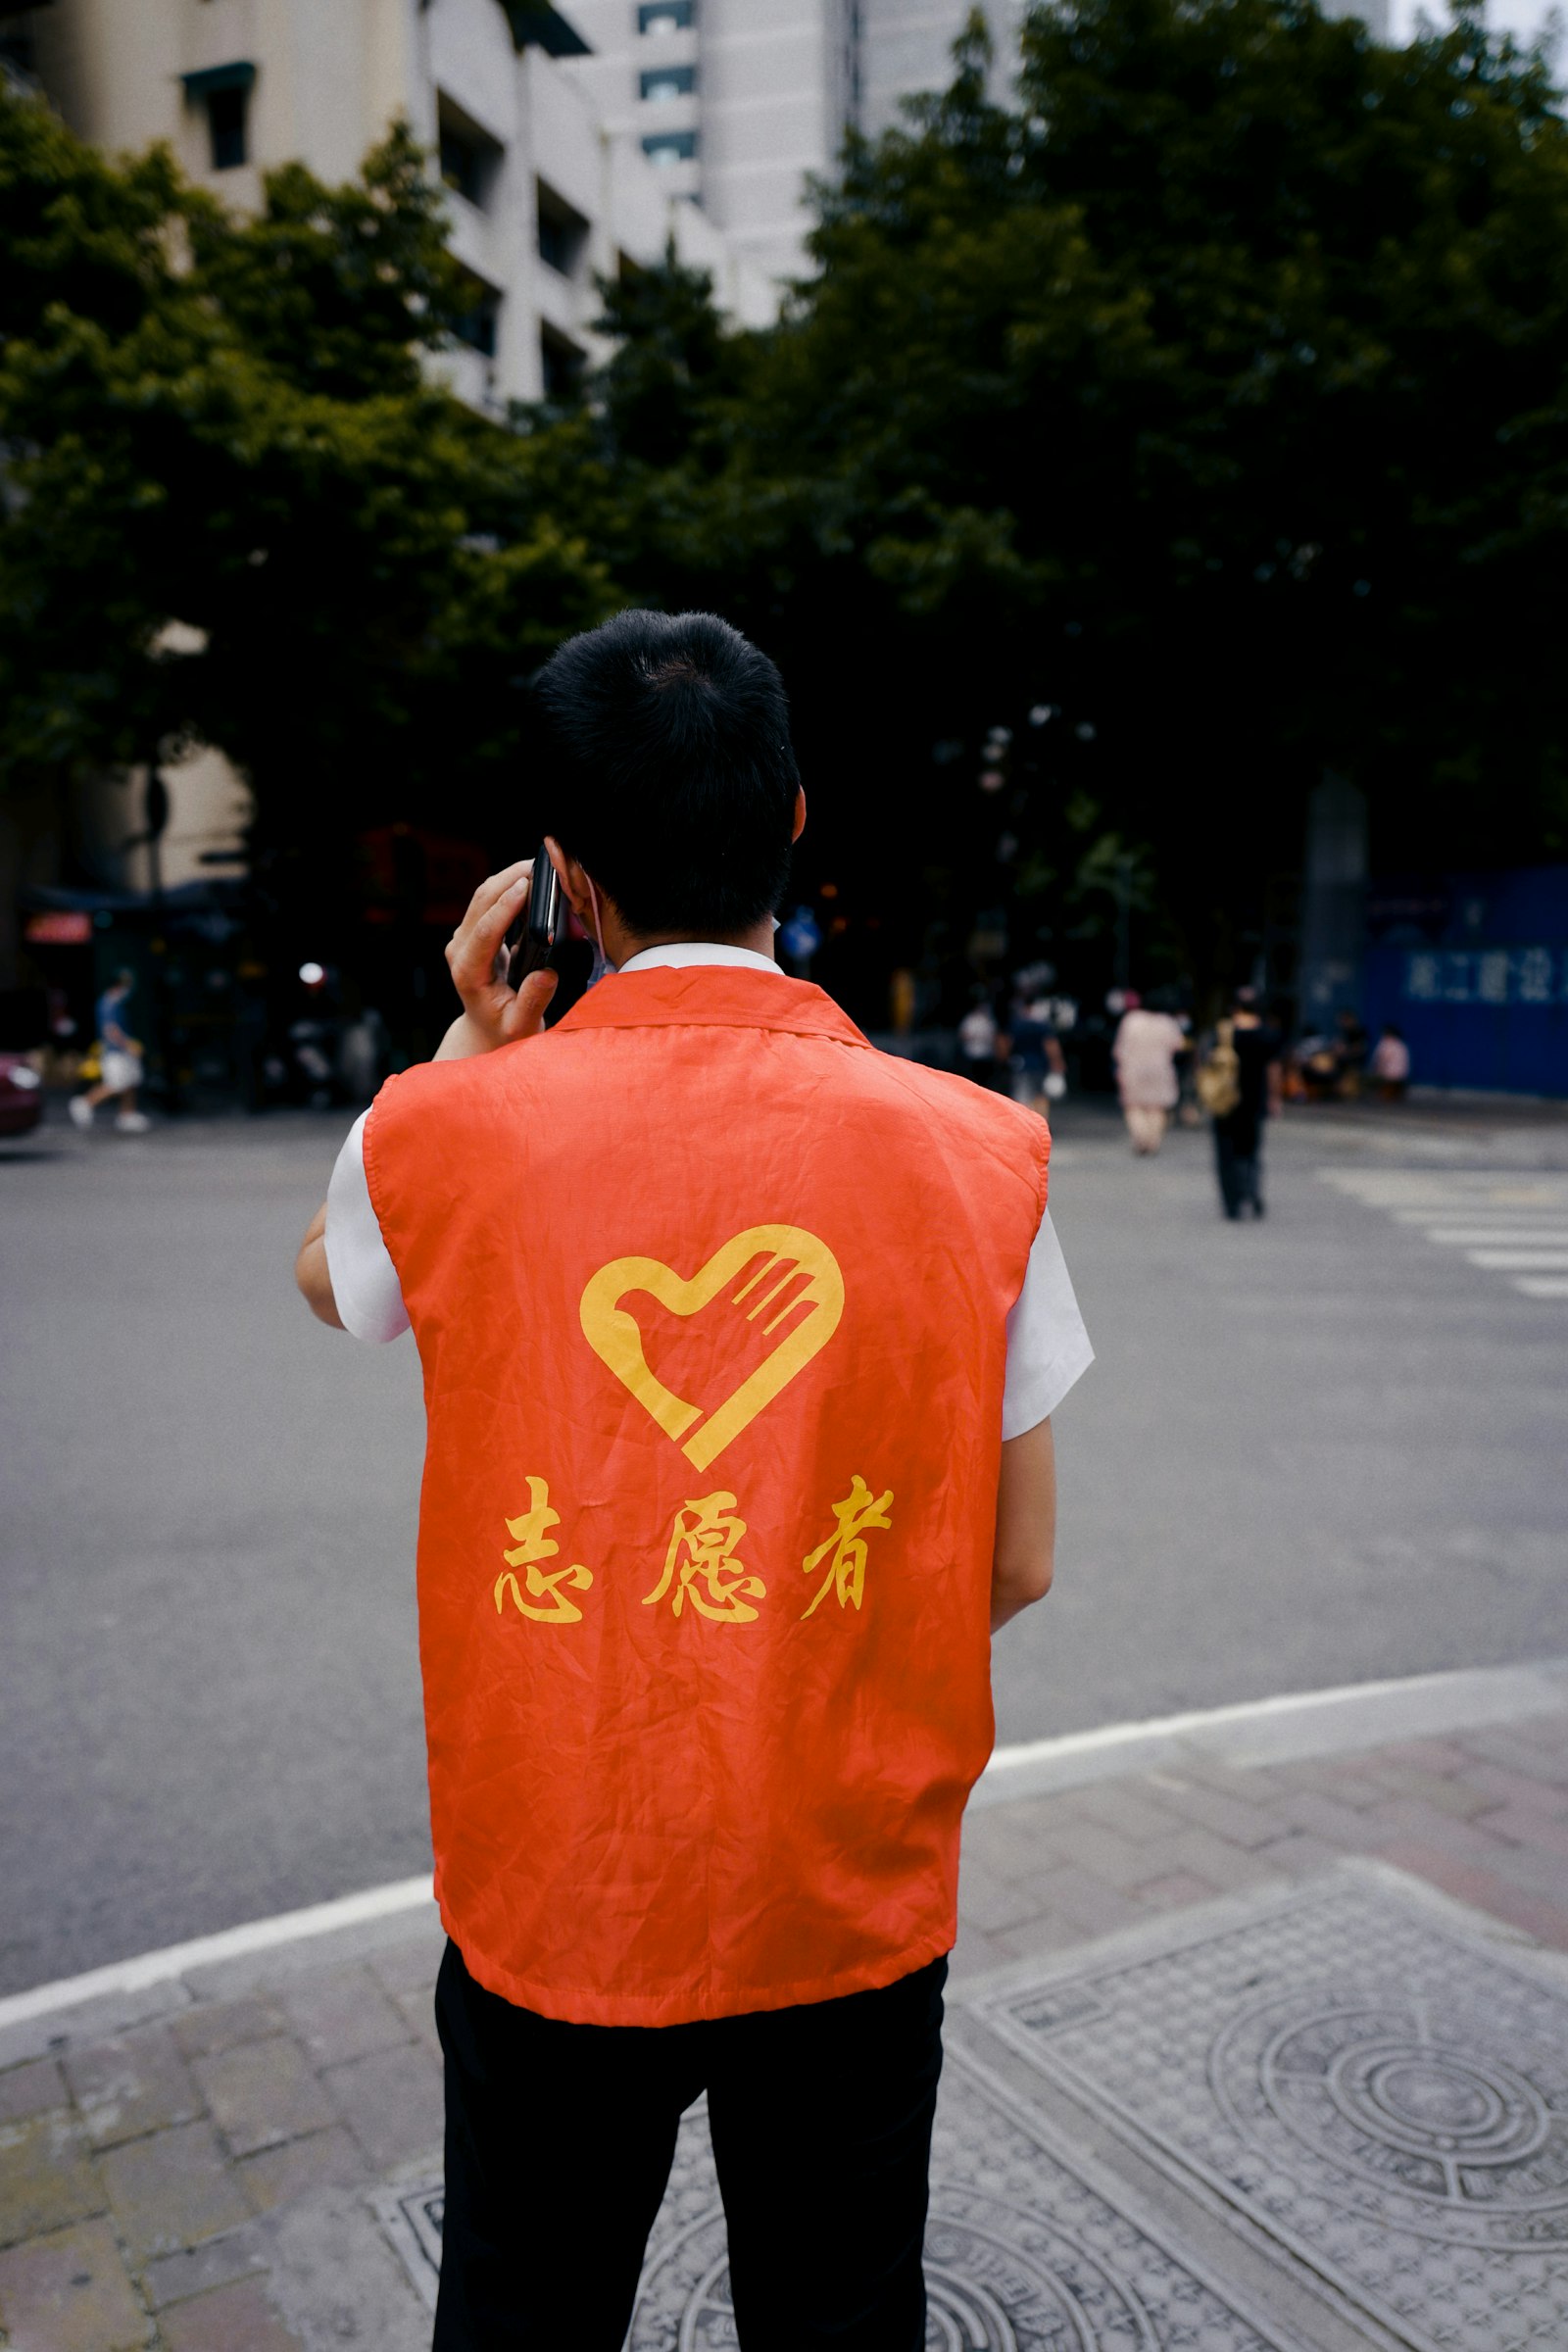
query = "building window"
(536, 181, 590, 277)
(181, 62, 257, 172)
(437, 93, 503, 211)
(207, 85, 248, 170)
(641, 64, 696, 101)
(541, 326, 585, 403)
(642, 129, 697, 166)
(639, 2, 694, 31)
(453, 278, 501, 361)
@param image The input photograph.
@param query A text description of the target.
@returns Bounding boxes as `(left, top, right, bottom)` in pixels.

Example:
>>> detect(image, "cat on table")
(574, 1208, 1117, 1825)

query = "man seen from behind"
(294, 611, 1093, 2349)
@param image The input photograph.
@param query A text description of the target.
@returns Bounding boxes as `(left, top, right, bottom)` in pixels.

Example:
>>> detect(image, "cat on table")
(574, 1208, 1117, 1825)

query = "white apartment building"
(17, 0, 774, 417)
(5, 0, 772, 892)
(556, 0, 1028, 284)
(552, 0, 1411, 286)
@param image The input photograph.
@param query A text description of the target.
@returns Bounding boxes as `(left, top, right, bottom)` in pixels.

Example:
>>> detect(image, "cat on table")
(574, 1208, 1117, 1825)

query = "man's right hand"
(436, 860, 560, 1061)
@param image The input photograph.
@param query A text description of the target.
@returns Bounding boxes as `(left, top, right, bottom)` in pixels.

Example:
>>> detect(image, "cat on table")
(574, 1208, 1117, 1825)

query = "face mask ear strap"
(585, 874, 614, 985)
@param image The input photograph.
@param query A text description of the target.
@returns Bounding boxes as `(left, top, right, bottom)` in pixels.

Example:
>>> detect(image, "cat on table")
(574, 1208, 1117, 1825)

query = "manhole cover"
(629, 2187, 1163, 2349)
(374, 2057, 1297, 2346)
(978, 1867, 1568, 2352)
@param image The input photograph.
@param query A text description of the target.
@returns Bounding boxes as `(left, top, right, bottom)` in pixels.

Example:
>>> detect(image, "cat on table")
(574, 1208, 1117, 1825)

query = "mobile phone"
(505, 847, 563, 989)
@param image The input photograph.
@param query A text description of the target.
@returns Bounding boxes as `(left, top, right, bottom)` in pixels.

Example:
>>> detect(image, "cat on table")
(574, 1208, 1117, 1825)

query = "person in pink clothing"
(1112, 993, 1187, 1154)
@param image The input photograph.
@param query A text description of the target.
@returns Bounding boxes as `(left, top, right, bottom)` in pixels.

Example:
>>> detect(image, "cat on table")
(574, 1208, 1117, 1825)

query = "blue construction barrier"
(1363, 867, 1568, 1098)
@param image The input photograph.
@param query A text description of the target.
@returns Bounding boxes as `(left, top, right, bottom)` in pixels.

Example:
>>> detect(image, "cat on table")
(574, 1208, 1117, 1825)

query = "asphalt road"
(3, 1094, 1565, 1993)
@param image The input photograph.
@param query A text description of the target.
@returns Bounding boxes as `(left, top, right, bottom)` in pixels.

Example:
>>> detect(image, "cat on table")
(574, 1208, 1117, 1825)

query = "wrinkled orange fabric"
(365, 966, 1049, 2026)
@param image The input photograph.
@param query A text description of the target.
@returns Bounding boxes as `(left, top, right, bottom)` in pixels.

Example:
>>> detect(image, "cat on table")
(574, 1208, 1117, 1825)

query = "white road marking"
(0, 1874, 434, 2035)
(1514, 1278, 1568, 1298)
(5, 1666, 1565, 2035)
(1421, 1230, 1568, 1248)
(1465, 1250, 1568, 1271)
(1320, 1169, 1568, 1300)
(973, 1659, 1567, 1803)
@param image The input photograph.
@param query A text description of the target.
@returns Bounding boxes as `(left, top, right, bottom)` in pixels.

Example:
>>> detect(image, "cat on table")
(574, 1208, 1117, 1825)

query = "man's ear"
(791, 787, 807, 845)
(543, 835, 592, 924)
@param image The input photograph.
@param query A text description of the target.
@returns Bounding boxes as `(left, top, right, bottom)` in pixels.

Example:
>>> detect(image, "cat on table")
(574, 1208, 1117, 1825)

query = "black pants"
(1214, 1117, 1263, 1217)
(433, 1941, 947, 2351)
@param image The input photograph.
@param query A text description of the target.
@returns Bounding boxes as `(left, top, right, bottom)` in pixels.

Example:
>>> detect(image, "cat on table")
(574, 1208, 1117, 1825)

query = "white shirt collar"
(616, 942, 788, 978)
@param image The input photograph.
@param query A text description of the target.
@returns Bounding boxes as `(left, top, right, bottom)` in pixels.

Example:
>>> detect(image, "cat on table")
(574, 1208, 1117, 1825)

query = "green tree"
(559, 0, 1568, 1005)
(0, 95, 612, 924)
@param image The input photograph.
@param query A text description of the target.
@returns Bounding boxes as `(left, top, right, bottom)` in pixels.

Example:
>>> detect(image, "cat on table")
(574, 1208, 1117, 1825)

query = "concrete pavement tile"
(388, 1988, 441, 2063)
(1364, 1762, 1497, 1817)
(1373, 1736, 1486, 1778)
(260, 2182, 432, 2352)
(1498, 1713, 1568, 1757)
(192, 2038, 334, 2159)
(1269, 1785, 1398, 1849)
(946, 1917, 1010, 1984)
(280, 1967, 409, 2070)
(1458, 1726, 1568, 1785)
(1381, 1839, 1568, 1952)
(1478, 1803, 1568, 1857)
(158, 2275, 301, 2351)
(169, 2000, 286, 2064)
(962, 1804, 1068, 1884)
(321, 2042, 442, 2171)
(1014, 1863, 1145, 1938)
(1141, 1776, 1285, 1847)
(1464, 1760, 1568, 1818)
(991, 1911, 1095, 1963)
(1041, 1817, 1172, 1891)
(0, 2058, 68, 2126)
(236, 2127, 367, 2218)
(366, 1928, 445, 2001)
(1283, 1760, 1394, 1808)
(101, 2123, 249, 2257)
(65, 2031, 200, 2152)
(1154, 1825, 1283, 1892)
(1367, 1797, 1568, 1899)
(1059, 1782, 1184, 1844)
(957, 1851, 1054, 1934)
(0, 2111, 105, 2248)
(143, 2228, 266, 2310)
(1246, 1830, 1343, 1881)
(1129, 1871, 1221, 1908)
(1147, 1755, 1292, 1807)
(0, 2216, 149, 2351)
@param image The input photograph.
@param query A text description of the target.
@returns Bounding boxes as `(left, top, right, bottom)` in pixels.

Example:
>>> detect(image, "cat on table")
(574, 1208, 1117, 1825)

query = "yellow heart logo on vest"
(579, 1225, 845, 1471)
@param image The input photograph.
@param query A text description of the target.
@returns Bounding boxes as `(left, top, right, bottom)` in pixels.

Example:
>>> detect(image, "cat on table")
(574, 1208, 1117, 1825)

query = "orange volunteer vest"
(365, 965, 1049, 2026)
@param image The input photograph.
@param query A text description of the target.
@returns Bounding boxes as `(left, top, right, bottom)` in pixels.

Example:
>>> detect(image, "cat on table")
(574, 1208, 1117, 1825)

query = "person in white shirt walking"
(1112, 993, 1186, 1154)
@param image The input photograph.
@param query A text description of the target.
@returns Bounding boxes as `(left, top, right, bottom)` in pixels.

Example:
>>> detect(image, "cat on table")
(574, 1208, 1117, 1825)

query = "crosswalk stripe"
(1422, 1229, 1568, 1247)
(1317, 1167, 1568, 1302)
(1466, 1250, 1568, 1271)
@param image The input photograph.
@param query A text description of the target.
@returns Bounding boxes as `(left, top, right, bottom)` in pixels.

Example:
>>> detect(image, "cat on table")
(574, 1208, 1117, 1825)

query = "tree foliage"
(558, 0, 1568, 999)
(4, 0, 1567, 1015)
(0, 100, 611, 907)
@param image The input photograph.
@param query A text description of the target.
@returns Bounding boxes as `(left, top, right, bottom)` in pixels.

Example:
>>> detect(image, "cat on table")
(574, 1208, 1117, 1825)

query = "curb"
(4, 1659, 1563, 2048)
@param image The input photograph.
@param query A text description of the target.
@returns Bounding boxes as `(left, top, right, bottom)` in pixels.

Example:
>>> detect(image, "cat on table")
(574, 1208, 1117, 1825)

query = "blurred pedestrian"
(1335, 1008, 1370, 1097)
(958, 987, 1002, 1089)
(69, 970, 149, 1134)
(1371, 1023, 1411, 1102)
(1202, 987, 1284, 1218)
(294, 611, 1093, 2351)
(1007, 988, 1066, 1113)
(1112, 990, 1186, 1153)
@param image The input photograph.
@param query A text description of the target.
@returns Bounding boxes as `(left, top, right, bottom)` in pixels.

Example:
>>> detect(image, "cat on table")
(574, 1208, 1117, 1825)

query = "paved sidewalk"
(3, 1699, 1566, 2349)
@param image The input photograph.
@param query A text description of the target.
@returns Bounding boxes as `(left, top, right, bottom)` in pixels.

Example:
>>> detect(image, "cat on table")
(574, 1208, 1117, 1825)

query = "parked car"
(0, 1052, 43, 1137)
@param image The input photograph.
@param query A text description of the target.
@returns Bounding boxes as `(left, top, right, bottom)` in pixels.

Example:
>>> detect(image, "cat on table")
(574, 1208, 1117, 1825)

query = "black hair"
(533, 609, 800, 938)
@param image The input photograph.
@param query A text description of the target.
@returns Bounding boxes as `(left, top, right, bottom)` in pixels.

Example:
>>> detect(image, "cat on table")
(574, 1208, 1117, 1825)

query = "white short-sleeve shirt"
(324, 944, 1093, 1438)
